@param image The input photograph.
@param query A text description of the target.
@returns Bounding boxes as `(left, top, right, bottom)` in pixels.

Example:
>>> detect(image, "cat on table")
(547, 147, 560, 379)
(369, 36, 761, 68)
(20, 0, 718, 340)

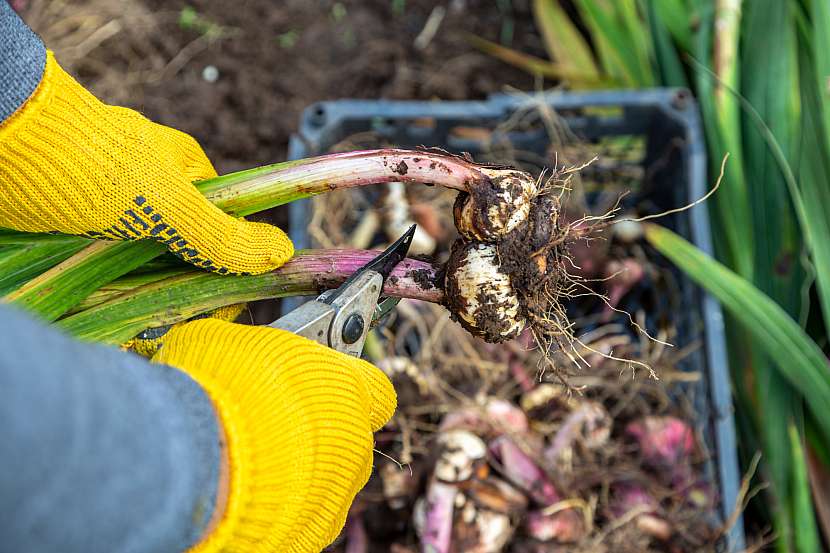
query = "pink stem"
(286, 249, 444, 303)
(489, 436, 561, 506)
(544, 406, 593, 463)
(421, 480, 456, 553)
(510, 361, 534, 393)
(286, 149, 480, 191)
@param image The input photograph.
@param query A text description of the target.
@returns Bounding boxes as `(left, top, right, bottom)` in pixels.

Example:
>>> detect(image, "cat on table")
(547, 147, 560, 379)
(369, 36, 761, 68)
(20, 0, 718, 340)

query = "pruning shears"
(268, 225, 416, 357)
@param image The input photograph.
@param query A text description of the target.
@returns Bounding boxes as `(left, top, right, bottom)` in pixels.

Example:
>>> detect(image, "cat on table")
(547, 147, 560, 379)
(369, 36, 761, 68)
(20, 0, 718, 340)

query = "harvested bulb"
(453, 168, 538, 241)
(444, 165, 574, 347)
(445, 241, 525, 342)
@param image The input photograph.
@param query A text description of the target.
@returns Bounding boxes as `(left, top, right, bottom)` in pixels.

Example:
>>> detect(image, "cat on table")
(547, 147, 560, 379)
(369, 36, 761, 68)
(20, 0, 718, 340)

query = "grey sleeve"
(1, 1, 46, 121)
(0, 306, 221, 553)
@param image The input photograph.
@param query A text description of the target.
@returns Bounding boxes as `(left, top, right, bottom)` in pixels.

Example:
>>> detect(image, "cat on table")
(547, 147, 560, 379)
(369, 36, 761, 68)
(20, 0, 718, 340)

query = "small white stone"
(202, 65, 219, 83)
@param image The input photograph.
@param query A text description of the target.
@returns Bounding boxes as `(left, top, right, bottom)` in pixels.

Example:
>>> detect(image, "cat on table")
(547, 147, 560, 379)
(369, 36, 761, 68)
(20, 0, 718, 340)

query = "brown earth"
(21, 0, 544, 173)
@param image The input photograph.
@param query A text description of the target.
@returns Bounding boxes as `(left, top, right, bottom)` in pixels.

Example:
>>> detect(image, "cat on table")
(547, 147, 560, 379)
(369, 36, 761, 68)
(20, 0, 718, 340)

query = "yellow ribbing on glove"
(126, 303, 248, 357)
(0, 52, 293, 275)
(152, 319, 397, 553)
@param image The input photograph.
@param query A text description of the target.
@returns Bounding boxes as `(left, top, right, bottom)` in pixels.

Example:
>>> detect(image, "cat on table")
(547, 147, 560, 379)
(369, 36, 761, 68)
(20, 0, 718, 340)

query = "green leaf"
(643, 224, 830, 447)
(57, 270, 316, 344)
(811, 0, 830, 142)
(0, 231, 91, 247)
(689, 4, 754, 278)
(65, 267, 193, 315)
(643, 0, 687, 87)
(756, 361, 801, 552)
(741, 0, 804, 315)
(651, 0, 691, 51)
(532, 0, 601, 80)
(804, 414, 830, 544)
(615, 0, 654, 83)
(797, 4, 830, 346)
(789, 422, 822, 552)
(0, 241, 89, 296)
(4, 241, 165, 322)
(572, 0, 653, 86)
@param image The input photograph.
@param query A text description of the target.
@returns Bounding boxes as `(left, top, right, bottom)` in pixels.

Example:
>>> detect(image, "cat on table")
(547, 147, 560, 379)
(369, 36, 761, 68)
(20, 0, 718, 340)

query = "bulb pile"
(445, 167, 572, 344)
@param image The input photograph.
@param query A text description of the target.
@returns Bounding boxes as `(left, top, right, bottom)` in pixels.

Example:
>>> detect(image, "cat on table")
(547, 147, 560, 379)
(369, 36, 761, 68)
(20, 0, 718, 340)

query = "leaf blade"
(644, 224, 830, 445)
(532, 0, 601, 79)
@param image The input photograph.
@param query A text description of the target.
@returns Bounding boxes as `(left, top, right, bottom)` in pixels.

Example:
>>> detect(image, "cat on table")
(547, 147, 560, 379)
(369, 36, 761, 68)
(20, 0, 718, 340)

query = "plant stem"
(57, 250, 443, 344)
(8, 149, 481, 321)
(197, 148, 485, 217)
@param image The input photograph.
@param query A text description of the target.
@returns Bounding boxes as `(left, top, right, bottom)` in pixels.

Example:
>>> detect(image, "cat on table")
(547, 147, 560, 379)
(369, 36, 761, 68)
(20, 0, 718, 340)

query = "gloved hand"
(126, 303, 247, 357)
(0, 51, 293, 275)
(152, 318, 397, 553)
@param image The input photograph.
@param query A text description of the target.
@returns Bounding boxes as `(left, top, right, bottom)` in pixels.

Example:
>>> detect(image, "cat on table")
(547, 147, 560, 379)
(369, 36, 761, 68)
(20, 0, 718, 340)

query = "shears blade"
(269, 225, 416, 356)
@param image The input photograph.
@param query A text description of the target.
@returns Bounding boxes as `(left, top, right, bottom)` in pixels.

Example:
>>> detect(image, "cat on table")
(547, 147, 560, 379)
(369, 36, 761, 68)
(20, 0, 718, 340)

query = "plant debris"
(314, 128, 732, 553)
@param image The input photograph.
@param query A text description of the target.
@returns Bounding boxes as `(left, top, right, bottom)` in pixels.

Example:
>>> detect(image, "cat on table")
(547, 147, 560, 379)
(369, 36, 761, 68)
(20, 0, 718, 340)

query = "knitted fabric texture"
(0, 52, 293, 275)
(0, 1, 45, 122)
(127, 303, 247, 357)
(152, 319, 397, 553)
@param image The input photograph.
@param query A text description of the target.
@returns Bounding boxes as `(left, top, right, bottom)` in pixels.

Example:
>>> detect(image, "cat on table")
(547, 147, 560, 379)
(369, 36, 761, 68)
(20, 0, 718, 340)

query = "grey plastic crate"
(287, 89, 745, 551)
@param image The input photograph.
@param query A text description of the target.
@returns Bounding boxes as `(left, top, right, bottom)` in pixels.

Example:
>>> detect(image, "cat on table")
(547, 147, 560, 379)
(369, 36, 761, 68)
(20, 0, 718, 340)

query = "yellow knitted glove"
(125, 303, 248, 357)
(152, 319, 397, 553)
(0, 52, 293, 275)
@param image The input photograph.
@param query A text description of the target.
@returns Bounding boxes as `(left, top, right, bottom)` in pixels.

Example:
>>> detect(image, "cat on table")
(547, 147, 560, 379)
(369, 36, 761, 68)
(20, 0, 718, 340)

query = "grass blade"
(805, 419, 830, 545)
(643, 0, 687, 87)
(796, 6, 830, 345)
(532, 0, 601, 80)
(689, 1, 754, 278)
(741, 0, 803, 314)
(811, 0, 830, 141)
(572, 0, 653, 86)
(644, 224, 830, 445)
(4, 241, 165, 322)
(464, 34, 611, 86)
(739, 5, 804, 547)
(796, 77, 830, 345)
(651, 0, 691, 51)
(789, 422, 822, 552)
(0, 241, 90, 296)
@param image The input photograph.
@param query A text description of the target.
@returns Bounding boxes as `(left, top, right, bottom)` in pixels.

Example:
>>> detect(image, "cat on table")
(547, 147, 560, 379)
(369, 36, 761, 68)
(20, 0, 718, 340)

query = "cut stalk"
(0, 231, 91, 247)
(0, 240, 90, 296)
(6, 241, 164, 321)
(9, 149, 504, 322)
(65, 267, 193, 315)
(57, 250, 443, 344)
(196, 148, 490, 216)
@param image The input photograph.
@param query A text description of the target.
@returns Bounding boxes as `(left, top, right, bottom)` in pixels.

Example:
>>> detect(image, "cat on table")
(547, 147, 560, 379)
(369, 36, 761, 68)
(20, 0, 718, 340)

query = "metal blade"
(321, 224, 415, 305)
(371, 296, 402, 326)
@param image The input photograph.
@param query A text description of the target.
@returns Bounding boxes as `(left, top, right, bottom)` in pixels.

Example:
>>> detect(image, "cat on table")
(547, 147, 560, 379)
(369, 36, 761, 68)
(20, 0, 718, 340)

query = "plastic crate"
(287, 89, 745, 552)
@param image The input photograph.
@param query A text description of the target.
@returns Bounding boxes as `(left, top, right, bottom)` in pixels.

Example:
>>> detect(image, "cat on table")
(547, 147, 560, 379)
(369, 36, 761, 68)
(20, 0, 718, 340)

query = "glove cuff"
(0, 50, 59, 139)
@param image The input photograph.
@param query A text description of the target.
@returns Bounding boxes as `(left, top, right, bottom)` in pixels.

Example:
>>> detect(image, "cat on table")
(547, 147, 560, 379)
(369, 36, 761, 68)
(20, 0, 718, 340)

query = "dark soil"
(24, 0, 544, 173)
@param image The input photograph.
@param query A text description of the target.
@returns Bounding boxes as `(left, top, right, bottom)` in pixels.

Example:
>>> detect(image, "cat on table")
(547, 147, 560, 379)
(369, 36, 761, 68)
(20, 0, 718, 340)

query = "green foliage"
(488, 0, 830, 548)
